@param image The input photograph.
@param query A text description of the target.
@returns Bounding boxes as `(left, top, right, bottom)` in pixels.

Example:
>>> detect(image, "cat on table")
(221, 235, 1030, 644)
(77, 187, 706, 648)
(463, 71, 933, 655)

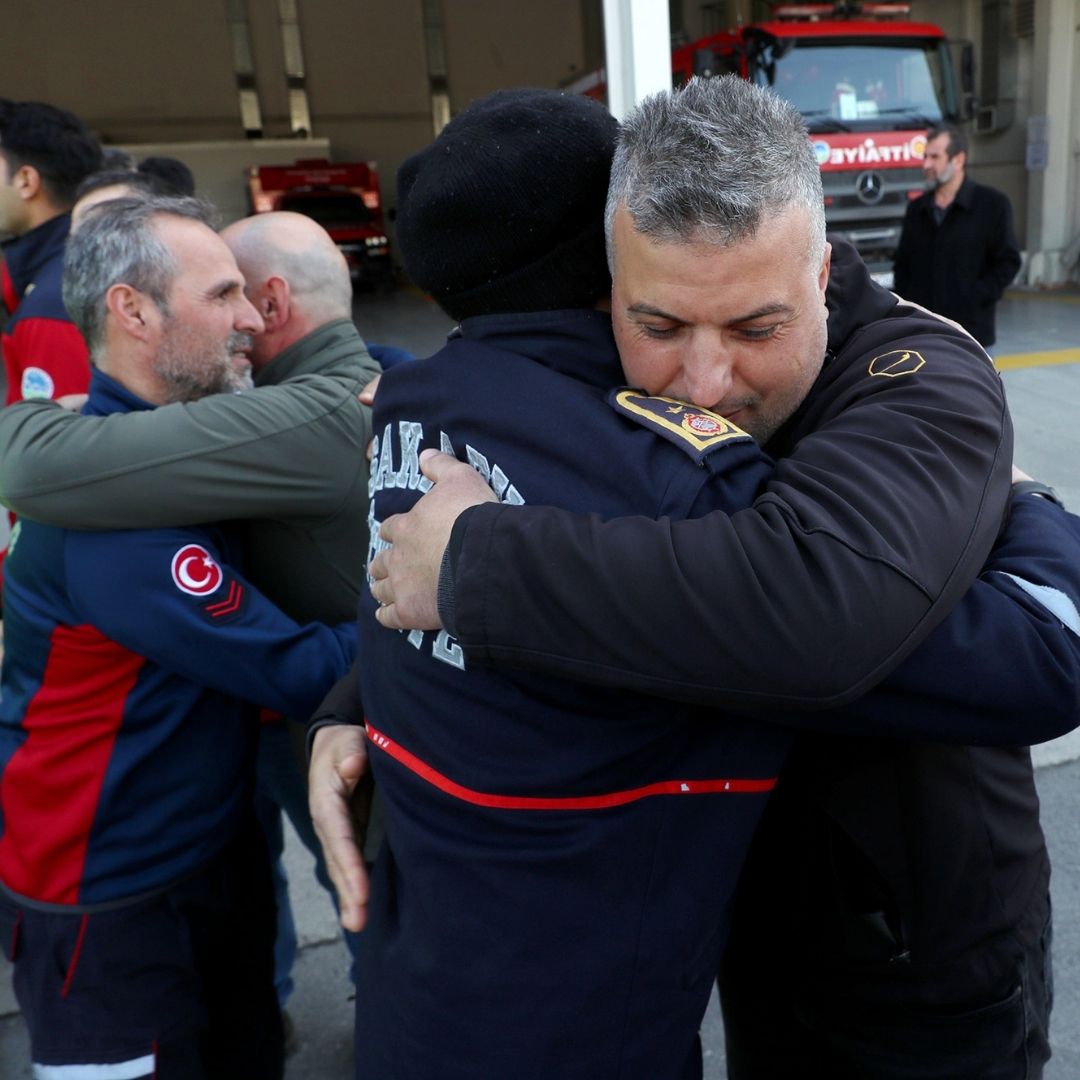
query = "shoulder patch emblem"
(20, 366, 55, 400)
(171, 544, 224, 597)
(868, 350, 925, 377)
(608, 389, 753, 462)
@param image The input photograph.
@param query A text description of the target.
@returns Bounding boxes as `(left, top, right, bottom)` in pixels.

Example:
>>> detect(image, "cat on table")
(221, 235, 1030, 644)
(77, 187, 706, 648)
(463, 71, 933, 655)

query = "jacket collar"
(452, 308, 620, 389)
(1, 214, 72, 301)
(83, 368, 157, 417)
(765, 236, 898, 457)
(919, 176, 974, 218)
(951, 176, 976, 210)
(824, 236, 897, 355)
(254, 317, 365, 386)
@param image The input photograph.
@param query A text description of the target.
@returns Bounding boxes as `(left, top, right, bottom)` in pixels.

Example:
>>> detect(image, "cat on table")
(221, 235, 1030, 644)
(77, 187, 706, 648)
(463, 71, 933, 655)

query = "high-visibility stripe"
(366, 722, 777, 811)
(33, 1053, 155, 1079)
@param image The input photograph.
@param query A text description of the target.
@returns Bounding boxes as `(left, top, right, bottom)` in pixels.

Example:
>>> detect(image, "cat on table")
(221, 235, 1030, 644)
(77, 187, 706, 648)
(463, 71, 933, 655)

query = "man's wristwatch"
(1012, 479, 1065, 509)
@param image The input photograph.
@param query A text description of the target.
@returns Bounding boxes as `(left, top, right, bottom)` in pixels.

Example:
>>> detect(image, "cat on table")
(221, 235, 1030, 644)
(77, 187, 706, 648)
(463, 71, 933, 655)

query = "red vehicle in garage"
(572, 2, 971, 284)
(247, 158, 394, 288)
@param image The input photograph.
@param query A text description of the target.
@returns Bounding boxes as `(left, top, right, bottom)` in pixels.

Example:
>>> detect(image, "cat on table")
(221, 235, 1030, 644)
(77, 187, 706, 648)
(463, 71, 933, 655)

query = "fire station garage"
(1, 0, 1077, 286)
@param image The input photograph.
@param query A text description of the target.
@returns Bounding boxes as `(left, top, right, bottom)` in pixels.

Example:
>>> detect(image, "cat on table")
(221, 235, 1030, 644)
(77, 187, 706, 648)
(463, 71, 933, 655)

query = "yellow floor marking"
(996, 348, 1080, 371)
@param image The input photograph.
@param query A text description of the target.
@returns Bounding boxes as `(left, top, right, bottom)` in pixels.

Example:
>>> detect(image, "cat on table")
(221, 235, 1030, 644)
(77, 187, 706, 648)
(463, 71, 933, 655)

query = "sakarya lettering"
(368, 420, 525, 670)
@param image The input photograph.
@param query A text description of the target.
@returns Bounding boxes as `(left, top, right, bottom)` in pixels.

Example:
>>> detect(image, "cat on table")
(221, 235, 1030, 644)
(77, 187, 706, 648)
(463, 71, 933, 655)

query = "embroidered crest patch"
(20, 367, 55, 400)
(608, 389, 753, 462)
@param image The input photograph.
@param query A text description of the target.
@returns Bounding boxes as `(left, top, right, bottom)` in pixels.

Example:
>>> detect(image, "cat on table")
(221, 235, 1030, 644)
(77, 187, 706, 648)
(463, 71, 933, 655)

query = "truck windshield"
(751, 38, 952, 132)
(280, 191, 374, 228)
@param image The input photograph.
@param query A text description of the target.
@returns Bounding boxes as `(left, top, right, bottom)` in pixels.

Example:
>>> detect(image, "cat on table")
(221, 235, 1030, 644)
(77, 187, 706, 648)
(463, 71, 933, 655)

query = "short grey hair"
(605, 75, 826, 266)
(63, 195, 215, 363)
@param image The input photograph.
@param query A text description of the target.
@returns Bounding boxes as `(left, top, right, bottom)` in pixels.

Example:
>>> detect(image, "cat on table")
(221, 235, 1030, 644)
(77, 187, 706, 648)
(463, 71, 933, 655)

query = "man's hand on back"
(369, 450, 496, 631)
(309, 724, 371, 933)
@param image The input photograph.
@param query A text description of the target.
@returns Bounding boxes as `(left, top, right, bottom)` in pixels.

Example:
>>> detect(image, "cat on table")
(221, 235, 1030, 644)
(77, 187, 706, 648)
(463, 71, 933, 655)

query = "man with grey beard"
(0, 196, 355, 1080)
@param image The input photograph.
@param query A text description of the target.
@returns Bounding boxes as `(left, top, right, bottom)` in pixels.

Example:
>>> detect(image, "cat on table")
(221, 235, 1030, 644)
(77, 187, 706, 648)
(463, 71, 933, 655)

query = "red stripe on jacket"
(366, 722, 777, 811)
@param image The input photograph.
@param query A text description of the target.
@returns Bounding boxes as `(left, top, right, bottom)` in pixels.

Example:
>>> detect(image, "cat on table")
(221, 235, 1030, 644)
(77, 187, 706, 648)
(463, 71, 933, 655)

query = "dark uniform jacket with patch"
(355, 308, 786, 1080)
(0, 370, 356, 909)
(434, 241, 1080, 1036)
(443, 240, 1013, 707)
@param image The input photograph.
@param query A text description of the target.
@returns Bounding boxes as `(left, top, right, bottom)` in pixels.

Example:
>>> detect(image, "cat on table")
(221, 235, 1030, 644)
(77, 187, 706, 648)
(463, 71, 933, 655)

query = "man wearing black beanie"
(394, 88, 617, 320)
(335, 86, 783, 1080)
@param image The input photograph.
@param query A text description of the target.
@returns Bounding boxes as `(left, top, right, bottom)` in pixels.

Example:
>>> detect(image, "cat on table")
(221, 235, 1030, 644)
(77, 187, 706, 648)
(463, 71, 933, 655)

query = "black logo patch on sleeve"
(608, 389, 753, 463)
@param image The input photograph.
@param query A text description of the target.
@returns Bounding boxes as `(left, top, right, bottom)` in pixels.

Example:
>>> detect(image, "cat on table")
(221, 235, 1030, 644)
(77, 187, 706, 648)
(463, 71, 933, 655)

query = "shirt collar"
(83, 368, 158, 416)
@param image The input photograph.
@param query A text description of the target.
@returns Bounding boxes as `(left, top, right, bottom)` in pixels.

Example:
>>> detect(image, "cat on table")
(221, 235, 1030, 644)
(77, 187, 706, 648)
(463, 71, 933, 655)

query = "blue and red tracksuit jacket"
(0, 370, 356, 910)
(355, 309, 787, 1080)
(1, 214, 90, 405)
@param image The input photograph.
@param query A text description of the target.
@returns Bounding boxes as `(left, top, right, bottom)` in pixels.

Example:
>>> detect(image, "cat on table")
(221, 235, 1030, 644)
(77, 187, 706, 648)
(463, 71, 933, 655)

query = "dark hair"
(101, 146, 137, 171)
(927, 123, 967, 159)
(0, 101, 103, 207)
(75, 168, 173, 202)
(138, 156, 196, 196)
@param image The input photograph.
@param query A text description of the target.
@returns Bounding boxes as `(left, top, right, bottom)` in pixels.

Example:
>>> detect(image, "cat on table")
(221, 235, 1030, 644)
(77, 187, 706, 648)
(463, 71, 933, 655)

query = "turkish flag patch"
(171, 544, 224, 596)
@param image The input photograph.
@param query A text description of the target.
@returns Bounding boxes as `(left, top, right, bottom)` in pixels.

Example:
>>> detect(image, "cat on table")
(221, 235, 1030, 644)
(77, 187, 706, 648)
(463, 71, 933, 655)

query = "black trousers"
(1, 814, 284, 1080)
(719, 893, 1053, 1080)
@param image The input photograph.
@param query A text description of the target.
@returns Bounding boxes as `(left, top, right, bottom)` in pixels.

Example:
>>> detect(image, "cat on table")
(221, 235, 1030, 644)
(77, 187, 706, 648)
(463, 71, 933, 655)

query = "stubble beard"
(153, 319, 254, 403)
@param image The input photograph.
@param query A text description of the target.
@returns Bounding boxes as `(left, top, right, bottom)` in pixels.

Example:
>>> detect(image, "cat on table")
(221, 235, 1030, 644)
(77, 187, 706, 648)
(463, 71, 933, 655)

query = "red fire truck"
(247, 158, 394, 288)
(575, 2, 971, 283)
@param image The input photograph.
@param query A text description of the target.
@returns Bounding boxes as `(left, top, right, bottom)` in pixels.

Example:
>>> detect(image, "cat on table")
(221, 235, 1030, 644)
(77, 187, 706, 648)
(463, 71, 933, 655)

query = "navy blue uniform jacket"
(356, 309, 783, 1080)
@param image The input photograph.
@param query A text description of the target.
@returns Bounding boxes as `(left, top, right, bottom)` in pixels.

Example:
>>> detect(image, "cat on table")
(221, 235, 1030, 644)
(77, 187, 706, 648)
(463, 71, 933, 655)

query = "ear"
(256, 275, 291, 333)
(14, 163, 42, 202)
(105, 283, 159, 342)
(817, 241, 832, 299)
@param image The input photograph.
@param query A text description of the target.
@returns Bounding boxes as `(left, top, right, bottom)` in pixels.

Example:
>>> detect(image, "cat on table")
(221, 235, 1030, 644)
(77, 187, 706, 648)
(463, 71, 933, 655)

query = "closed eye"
(639, 324, 678, 339)
(738, 324, 780, 341)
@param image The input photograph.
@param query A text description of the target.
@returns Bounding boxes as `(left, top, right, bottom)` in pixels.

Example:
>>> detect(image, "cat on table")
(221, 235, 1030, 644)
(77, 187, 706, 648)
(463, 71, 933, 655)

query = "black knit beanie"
(396, 88, 619, 321)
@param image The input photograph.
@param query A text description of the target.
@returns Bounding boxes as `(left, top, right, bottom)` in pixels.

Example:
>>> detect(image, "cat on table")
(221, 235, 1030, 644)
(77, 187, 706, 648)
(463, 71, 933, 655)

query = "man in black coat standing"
(894, 123, 1021, 349)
